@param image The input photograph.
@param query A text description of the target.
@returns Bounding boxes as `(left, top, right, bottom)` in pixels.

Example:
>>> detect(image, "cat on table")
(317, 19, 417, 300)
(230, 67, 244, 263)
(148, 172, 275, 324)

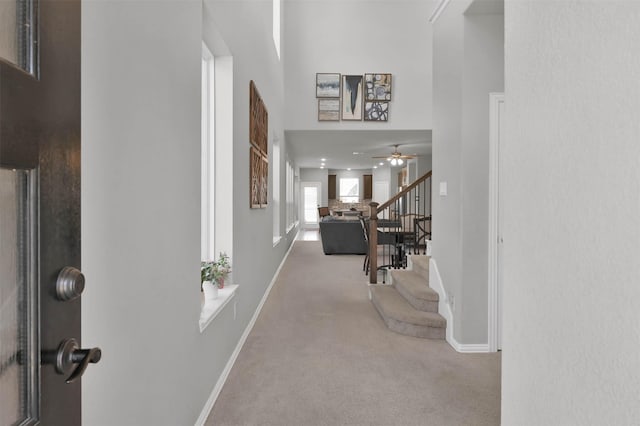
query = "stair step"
(371, 285, 446, 340)
(409, 255, 430, 281)
(390, 269, 439, 313)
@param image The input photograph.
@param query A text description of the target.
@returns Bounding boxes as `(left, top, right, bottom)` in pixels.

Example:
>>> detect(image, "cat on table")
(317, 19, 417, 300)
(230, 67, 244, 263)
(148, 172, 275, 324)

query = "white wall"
(432, 0, 467, 341)
(460, 12, 504, 342)
(372, 165, 392, 203)
(431, 0, 504, 344)
(82, 1, 293, 424)
(284, 0, 434, 130)
(502, 1, 640, 424)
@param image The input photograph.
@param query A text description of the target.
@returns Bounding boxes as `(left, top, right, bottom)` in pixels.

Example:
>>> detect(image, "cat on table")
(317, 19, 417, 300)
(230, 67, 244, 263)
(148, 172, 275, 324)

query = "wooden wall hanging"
(249, 81, 268, 208)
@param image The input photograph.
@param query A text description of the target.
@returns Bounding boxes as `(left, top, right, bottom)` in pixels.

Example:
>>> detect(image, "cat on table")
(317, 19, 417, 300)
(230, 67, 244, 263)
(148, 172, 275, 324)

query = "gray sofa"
(319, 218, 367, 255)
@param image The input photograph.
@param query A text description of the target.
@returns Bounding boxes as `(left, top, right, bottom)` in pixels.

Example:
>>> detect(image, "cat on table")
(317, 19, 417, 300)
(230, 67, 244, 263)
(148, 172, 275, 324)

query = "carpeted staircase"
(370, 256, 446, 339)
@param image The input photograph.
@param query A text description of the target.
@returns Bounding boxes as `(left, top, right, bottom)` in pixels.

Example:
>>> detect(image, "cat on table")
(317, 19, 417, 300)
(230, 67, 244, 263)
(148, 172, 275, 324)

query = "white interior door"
(300, 182, 321, 229)
(373, 181, 389, 204)
(489, 92, 505, 352)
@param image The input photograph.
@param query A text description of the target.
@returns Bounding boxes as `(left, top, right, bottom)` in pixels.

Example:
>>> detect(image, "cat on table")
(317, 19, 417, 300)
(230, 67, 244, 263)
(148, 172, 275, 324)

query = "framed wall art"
(249, 80, 268, 156)
(364, 73, 392, 101)
(318, 99, 340, 121)
(341, 75, 363, 121)
(250, 146, 268, 208)
(249, 80, 268, 208)
(364, 101, 389, 122)
(316, 73, 341, 98)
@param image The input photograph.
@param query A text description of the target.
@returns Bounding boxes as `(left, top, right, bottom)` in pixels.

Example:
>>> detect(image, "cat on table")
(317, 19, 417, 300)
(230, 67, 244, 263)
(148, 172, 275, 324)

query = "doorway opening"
(301, 182, 321, 229)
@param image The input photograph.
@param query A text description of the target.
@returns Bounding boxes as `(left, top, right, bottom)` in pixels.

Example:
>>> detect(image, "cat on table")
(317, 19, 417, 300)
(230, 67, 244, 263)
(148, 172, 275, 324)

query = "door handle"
(46, 338, 102, 384)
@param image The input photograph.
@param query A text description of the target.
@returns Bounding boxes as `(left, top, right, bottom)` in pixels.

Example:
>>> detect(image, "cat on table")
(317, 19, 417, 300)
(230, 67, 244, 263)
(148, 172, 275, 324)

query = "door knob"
(56, 266, 85, 301)
(48, 338, 102, 384)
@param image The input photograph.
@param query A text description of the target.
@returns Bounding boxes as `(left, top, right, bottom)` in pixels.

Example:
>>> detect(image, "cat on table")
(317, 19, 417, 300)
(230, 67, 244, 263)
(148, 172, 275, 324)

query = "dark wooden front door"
(0, 0, 89, 424)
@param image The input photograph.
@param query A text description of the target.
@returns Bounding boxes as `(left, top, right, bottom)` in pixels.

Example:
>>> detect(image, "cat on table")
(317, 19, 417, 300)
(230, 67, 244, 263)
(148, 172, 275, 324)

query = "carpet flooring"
(206, 241, 501, 426)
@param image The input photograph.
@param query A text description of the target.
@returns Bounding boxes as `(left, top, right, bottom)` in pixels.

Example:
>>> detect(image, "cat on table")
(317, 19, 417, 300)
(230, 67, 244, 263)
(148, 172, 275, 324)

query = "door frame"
(300, 181, 322, 229)
(488, 92, 505, 352)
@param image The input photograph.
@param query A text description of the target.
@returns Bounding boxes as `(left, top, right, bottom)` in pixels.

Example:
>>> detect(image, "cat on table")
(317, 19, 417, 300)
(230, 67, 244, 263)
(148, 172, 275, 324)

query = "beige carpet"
(206, 241, 501, 426)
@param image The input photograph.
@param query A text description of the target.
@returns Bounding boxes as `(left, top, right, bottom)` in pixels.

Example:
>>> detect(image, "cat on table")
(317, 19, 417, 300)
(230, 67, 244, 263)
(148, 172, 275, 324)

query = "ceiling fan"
(372, 144, 417, 166)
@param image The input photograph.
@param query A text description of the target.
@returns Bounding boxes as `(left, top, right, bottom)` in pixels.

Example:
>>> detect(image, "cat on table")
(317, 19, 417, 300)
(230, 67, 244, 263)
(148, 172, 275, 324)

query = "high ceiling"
(285, 129, 432, 170)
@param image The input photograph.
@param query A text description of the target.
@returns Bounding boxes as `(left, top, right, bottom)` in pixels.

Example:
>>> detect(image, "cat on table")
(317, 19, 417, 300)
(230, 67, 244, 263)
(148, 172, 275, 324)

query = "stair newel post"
(369, 202, 379, 284)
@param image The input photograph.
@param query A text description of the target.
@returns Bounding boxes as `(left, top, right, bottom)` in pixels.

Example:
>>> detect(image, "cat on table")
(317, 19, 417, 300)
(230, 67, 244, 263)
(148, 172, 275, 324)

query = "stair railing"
(368, 171, 432, 284)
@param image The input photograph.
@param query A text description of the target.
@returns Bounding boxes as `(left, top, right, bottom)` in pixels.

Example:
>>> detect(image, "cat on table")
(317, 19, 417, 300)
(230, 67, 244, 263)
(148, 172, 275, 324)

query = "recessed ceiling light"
(373, 166, 378, 169)
(352, 151, 359, 155)
(321, 158, 326, 161)
(379, 162, 384, 166)
(347, 168, 351, 171)
(320, 166, 324, 169)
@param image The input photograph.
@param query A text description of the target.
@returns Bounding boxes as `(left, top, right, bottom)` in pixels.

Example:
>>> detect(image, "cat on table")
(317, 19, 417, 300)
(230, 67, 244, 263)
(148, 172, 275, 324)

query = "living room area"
(75, 0, 640, 423)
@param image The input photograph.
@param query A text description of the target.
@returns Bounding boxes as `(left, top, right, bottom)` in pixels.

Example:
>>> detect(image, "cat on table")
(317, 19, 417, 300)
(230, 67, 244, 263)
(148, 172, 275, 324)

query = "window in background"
(286, 160, 296, 231)
(302, 184, 320, 224)
(272, 137, 280, 244)
(339, 178, 359, 203)
(201, 43, 215, 260)
(273, 0, 281, 59)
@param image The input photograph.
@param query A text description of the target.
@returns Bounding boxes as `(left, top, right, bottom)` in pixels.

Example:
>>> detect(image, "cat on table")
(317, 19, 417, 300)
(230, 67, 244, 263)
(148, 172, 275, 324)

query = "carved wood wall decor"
(250, 80, 268, 155)
(250, 146, 268, 208)
(249, 81, 269, 208)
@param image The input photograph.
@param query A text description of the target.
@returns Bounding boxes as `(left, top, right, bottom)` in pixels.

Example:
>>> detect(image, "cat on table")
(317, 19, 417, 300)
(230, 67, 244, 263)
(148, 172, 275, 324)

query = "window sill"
(273, 236, 282, 247)
(199, 284, 239, 333)
(286, 221, 299, 234)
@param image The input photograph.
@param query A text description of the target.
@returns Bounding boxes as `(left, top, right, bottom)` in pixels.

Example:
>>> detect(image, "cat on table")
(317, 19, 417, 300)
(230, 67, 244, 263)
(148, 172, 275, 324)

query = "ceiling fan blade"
(371, 155, 391, 159)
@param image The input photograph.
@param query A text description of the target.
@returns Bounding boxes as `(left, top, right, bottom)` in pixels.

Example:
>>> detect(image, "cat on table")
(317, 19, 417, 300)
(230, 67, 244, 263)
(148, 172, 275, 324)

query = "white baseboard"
(194, 239, 297, 426)
(451, 342, 491, 353)
(429, 258, 490, 354)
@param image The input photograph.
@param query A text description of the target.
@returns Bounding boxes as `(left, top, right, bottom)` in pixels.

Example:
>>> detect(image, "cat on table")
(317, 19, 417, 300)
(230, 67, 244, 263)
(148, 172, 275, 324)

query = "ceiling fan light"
(390, 158, 398, 166)
(398, 158, 404, 165)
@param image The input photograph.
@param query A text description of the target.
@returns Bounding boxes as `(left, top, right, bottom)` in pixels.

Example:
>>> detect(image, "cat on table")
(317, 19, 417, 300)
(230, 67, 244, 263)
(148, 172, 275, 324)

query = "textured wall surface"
(431, 0, 503, 344)
(502, 1, 640, 424)
(284, 0, 434, 130)
(82, 1, 293, 424)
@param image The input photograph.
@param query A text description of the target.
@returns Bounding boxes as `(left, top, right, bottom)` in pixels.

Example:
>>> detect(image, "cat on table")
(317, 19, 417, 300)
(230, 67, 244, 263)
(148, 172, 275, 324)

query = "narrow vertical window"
(201, 43, 215, 260)
(273, 0, 281, 59)
(272, 138, 280, 244)
(339, 178, 359, 203)
(286, 160, 296, 230)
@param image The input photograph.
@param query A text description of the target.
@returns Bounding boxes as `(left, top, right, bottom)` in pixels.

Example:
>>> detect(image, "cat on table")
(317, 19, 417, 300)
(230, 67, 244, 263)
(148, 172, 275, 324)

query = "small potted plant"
(210, 252, 231, 289)
(201, 260, 218, 301)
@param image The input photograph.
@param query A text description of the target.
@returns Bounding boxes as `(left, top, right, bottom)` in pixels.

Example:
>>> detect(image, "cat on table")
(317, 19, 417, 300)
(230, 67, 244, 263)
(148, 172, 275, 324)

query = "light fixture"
(379, 162, 384, 166)
(373, 166, 378, 169)
(321, 158, 326, 161)
(347, 168, 351, 171)
(390, 158, 404, 166)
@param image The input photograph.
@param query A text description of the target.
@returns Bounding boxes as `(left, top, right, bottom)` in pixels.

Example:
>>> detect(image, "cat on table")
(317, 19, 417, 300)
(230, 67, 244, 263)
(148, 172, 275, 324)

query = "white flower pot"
(202, 281, 218, 302)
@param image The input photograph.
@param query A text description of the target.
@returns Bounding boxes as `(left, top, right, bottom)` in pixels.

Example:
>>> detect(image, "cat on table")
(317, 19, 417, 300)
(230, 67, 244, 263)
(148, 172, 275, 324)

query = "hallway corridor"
(207, 241, 500, 426)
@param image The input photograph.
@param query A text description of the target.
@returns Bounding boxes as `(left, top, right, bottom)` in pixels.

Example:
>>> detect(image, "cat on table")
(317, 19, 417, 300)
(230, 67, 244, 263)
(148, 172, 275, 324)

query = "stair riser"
(385, 316, 446, 340)
(410, 258, 429, 281)
(371, 291, 445, 340)
(414, 264, 429, 281)
(394, 282, 439, 313)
